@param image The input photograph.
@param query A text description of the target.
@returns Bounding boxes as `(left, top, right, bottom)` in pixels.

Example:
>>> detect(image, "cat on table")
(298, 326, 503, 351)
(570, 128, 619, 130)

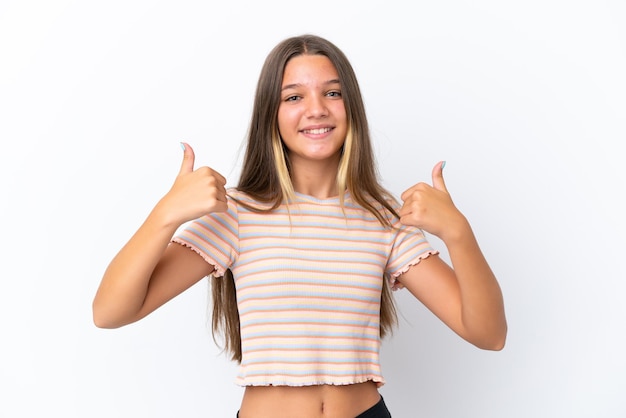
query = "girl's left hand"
(399, 161, 468, 241)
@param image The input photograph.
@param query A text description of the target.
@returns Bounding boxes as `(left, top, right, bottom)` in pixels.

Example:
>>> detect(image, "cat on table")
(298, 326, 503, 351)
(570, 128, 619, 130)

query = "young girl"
(93, 34, 507, 418)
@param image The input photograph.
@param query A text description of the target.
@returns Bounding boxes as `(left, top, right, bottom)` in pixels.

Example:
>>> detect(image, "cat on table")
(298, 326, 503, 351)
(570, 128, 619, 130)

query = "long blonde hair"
(212, 34, 400, 363)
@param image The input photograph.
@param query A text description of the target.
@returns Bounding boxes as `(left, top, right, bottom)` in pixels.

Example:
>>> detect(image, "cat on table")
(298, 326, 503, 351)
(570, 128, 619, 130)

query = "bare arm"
(92, 143, 227, 328)
(396, 161, 507, 350)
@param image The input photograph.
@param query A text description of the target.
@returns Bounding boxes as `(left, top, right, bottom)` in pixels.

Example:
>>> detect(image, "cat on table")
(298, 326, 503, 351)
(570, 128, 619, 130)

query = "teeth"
(304, 127, 331, 134)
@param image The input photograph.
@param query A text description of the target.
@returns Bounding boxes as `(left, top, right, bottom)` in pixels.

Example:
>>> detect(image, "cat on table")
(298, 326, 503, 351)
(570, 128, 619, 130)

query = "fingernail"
(441, 161, 446, 170)
(180, 142, 186, 151)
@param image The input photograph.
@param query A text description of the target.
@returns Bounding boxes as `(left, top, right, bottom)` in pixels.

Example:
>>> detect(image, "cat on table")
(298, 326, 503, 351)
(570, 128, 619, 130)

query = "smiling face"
(277, 54, 348, 169)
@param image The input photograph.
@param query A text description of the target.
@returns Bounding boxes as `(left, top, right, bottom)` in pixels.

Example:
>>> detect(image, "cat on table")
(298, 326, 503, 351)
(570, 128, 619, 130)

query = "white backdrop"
(1, 1, 625, 417)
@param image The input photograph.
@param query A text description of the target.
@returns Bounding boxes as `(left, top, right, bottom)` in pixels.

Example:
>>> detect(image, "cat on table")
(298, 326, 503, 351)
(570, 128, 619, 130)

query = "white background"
(1, 1, 625, 417)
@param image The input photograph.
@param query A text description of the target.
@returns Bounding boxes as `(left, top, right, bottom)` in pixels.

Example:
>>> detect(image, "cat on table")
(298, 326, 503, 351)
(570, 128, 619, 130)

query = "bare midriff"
(238, 381, 381, 418)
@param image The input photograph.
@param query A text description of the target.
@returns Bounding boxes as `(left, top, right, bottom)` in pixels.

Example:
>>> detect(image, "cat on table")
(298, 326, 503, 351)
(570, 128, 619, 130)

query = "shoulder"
(354, 191, 402, 220)
(226, 188, 276, 212)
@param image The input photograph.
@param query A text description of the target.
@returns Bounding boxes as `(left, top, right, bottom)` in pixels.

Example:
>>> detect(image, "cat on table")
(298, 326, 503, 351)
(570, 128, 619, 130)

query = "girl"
(93, 34, 507, 418)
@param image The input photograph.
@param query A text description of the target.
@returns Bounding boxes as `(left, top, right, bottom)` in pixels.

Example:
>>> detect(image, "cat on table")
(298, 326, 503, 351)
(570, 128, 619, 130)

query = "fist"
(399, 161, 464, 240)
(161, 142, 228, 224)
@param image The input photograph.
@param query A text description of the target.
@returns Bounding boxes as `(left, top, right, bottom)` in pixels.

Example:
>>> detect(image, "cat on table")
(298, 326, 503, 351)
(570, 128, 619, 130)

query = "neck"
(289, 158, 340, 199)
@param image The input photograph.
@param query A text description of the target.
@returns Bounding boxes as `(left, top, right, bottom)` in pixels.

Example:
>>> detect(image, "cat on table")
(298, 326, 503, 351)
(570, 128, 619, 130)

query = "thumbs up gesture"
(399, 161, 467, 241)
(158, 142, 228, 225)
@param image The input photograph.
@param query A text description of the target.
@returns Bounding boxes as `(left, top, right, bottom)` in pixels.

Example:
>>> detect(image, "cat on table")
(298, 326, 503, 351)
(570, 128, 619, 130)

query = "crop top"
(172, 189, 438, 387)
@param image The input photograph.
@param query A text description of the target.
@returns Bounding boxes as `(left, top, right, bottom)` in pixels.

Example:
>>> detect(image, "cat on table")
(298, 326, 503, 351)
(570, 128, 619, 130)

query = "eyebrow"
(281, 79, 341, 92)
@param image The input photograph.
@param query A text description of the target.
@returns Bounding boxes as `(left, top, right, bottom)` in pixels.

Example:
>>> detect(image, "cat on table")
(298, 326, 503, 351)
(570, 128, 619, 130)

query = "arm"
(396, 161, 507, 350)
(92, 143, 228, 328)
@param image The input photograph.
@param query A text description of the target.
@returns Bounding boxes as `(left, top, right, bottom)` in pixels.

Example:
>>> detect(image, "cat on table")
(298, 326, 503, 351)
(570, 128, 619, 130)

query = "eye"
(326, 90, 342, 98)
(284, 95, 301, 102)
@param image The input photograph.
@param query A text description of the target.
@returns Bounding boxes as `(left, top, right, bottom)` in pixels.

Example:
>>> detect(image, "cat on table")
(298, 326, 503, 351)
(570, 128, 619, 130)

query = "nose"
(305, 95, 328, 118)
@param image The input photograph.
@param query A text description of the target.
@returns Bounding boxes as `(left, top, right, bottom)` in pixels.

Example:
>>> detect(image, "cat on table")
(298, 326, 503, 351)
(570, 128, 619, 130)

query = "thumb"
(431, 160, 448, 192)
(179, 142, 195, 175)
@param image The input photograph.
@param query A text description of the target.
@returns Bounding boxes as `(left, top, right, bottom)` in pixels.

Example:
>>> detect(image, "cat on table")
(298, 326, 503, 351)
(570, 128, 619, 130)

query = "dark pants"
(237, 396, 392, 417)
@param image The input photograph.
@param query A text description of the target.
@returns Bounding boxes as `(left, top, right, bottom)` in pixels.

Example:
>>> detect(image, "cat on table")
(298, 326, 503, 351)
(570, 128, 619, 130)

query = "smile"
(301, 127, 333, 135)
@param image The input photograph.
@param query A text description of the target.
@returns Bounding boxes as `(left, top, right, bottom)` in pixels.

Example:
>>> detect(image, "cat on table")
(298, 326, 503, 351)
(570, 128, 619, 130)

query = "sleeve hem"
(171, 239, 227, 277)
(388, 250, 439, 290)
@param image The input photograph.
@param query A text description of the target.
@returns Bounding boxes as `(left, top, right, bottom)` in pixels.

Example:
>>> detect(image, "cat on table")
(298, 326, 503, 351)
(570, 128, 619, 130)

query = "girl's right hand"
(156, 142, 228, 226)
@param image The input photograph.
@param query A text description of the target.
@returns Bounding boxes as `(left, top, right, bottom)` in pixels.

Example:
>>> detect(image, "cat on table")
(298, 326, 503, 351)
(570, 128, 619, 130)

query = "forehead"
(282, 54, 339, 85)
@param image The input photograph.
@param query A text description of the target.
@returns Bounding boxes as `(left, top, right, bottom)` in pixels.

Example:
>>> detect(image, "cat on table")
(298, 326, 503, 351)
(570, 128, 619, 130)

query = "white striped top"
(172, 189, 438, 387)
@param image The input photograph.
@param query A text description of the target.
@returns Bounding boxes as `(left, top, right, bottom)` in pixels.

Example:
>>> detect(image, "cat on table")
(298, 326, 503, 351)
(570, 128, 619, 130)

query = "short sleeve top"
(172, 189, 438, 387)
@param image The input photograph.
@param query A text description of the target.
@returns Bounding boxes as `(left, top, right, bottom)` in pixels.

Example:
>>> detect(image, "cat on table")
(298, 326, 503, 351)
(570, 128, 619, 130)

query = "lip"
(299, 125, 335, 136)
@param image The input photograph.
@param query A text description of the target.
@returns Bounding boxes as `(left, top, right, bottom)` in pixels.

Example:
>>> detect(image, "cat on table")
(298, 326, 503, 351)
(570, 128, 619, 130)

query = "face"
(277, 54, 348, 167)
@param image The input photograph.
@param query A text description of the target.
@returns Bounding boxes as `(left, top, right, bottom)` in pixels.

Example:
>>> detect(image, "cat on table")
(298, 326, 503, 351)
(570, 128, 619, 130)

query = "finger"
(431, 161, 448, 192)
(179, 142, 195, 175)
(400, 187, 411, 202)
(397, 202, 411, 218)
(212, 191, 229, 211)
(215, 186, 229, 203)
(212, 170, 227, 187)
(400, 184, 419, 202)
(199, 167, 227, 188)
(213, 201, 229, 212)
(400, 182, 427, 202)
